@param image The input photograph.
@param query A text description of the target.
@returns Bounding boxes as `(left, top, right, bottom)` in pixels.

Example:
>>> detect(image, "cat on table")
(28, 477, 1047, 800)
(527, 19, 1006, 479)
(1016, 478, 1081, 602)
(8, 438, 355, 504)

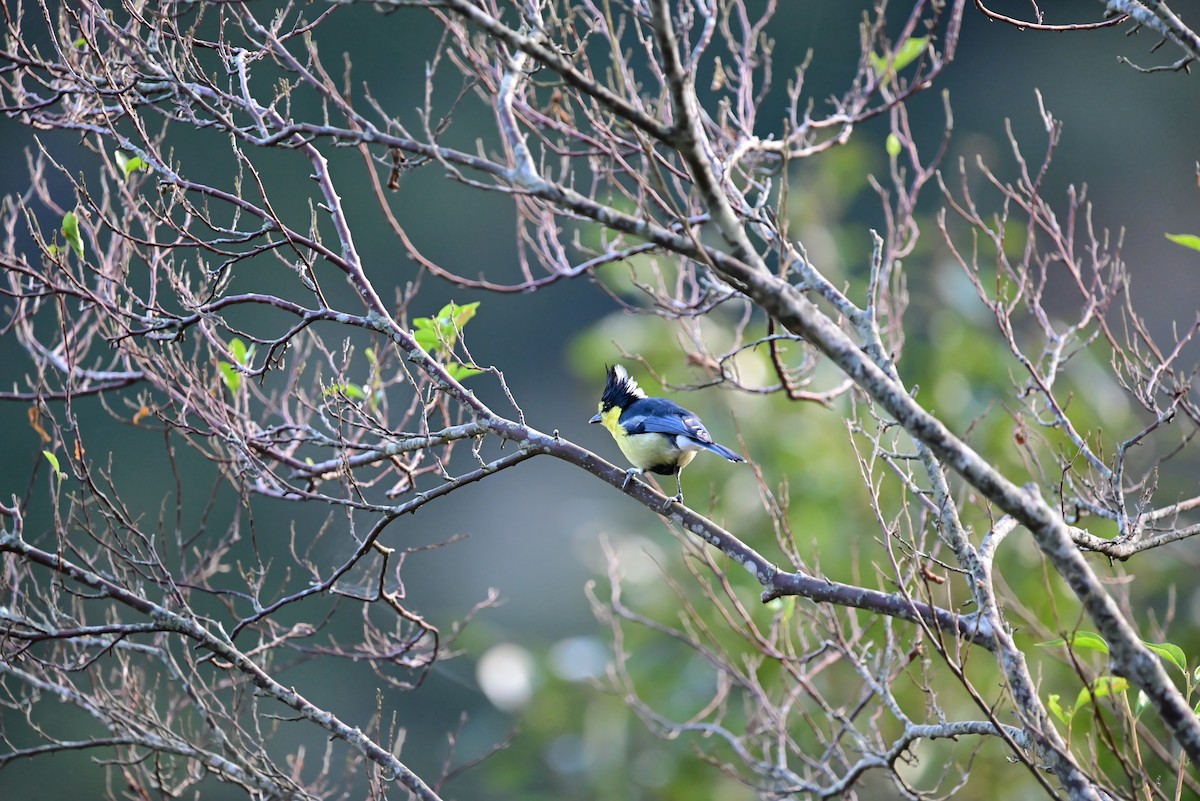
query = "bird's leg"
(621, 467, 642, 490)
(659, 472, 684, 511)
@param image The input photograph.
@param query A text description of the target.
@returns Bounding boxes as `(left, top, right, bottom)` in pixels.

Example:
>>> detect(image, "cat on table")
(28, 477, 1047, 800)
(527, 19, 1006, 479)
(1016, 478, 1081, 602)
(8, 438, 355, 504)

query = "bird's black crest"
(600, 364, 645, 411)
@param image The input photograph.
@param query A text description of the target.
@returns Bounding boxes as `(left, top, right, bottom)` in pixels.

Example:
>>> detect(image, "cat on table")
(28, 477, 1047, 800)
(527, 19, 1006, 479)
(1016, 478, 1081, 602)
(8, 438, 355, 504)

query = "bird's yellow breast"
(597, 405, 696, 474)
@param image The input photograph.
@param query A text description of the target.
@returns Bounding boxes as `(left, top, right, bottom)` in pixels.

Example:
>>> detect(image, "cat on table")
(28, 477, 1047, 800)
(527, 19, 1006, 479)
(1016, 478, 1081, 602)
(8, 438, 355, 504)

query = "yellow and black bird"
(589, 364, 744, 505)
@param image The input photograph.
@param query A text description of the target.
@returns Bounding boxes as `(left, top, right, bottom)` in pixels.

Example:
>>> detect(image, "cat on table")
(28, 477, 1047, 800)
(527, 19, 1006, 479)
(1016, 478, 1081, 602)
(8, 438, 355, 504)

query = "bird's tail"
(701, 441, 745, 463)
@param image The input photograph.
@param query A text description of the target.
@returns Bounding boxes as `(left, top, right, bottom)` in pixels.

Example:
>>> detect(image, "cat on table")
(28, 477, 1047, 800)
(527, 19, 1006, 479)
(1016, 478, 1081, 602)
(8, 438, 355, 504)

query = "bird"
(589, 364, 744, 506)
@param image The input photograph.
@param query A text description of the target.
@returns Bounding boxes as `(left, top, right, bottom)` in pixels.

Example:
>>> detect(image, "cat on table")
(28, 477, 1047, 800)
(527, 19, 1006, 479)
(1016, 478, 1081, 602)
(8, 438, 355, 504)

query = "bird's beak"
(588, 413, 602, 424)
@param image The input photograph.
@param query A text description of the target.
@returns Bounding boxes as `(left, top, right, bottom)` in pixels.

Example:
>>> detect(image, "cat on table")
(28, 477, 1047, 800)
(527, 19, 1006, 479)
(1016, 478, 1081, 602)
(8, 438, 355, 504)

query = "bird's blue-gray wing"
(621, 401, 715, 443)
(621, 400, 743, 462)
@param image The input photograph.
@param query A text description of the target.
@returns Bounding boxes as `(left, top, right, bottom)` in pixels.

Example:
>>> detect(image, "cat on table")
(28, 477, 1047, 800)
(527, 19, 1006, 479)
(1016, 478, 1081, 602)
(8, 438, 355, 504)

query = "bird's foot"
(661, 492, 683, 512)
(621, 468, 641, 490)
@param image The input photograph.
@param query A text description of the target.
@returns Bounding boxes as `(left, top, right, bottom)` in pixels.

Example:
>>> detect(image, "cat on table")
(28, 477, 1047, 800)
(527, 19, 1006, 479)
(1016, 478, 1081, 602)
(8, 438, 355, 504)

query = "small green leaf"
(1086, 675, 1129, 703)
(1135, 690, 1150, 718)
(447, 363, 483, 382)
(870, 36, 929, 78)
(1038, 632, 1110, 654)
(61, 211, 84, 260)
(1047, 693, 1069, 725)
(868, 52, 886, 77)
(413, 301, 481, 355)
(890, 37, 929, 72)
(115, 150, 150, 179)
(1166, 233, 1200, 253)
(218, 361, 241, 393)
(73, 36, 87, 48)
(886, 133, 902, 158)
(447, 300, 479, 328)
(412, 318, 439, 353)
(1144, 641, 1187, 675)
(229, 337, 248, 366)
(324, 383, 367, 400)
(1072, 677, 1128, 717)
(43, 449, 64, 478)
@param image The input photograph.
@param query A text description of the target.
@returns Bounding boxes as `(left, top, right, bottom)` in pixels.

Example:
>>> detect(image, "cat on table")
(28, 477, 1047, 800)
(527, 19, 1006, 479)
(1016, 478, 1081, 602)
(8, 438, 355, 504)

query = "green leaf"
(72, 36, 87, 48)
(447, 363, 483, 382)
(891, 37, 929, 72)
(218, 339, 253, 393)
(115, 150, 150, 179)
(1072, 677, 1128, 717)
(412, 318, 439, 354)
(1144, 641, 1187, 675)
(1038, 632, 1109, 654)
(1085, 676, 1129, 703)
(1074, 685, 1094, 714)
(324, 383, 367, 400)
(61, 211, 84, 260)
(886, 133, 902, 158)
(870, 37, 929, 78)
(868, 52, 886, 78)
(1135, 690, 1150, 719)
(1166, 233, 1200, 253)
(413, 301, 480, 355)
(43, 449, 64, 479)
(229, 337, 248, 366)
(446, 300, 479, 329)
(1047, 693, 1069, 725)
(435, 301, 479, 350)
(218, 361, 241, 393)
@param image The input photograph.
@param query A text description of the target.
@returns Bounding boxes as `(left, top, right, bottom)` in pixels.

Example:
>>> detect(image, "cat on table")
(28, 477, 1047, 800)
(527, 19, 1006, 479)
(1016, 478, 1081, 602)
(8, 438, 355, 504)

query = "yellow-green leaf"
(870, 36, 929, 78)
(447, 363, 483, 382)
(1088, 676, 1128, 702)
(1144, 641, 1187, 674)
(1038, 631, 1109, 654)
(413, 301, 481, 355)
(115, 150, 150, 179)
(218, 361, 241, 393)
(1047, 693, 1069, 725)
(891, 37, 929, 72)
(886, 133, 902, 158)
(1166, 233, 1200, 253)
(61, 211, 84, 259)
(229, 337, 248, 366)
(1073, 676, 1128, 715)
(43, 449, 63, 478)
(324, 383, 367, 400)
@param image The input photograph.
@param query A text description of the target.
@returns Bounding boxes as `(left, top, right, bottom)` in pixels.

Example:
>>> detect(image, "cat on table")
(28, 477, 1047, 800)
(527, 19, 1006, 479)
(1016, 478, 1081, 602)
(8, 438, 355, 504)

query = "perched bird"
(589, 364, 744, 505)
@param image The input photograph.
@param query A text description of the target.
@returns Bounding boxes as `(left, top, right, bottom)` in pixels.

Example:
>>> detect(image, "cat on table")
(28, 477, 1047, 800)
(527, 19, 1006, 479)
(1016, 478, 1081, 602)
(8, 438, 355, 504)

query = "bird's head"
(589, 364, 645, 423)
